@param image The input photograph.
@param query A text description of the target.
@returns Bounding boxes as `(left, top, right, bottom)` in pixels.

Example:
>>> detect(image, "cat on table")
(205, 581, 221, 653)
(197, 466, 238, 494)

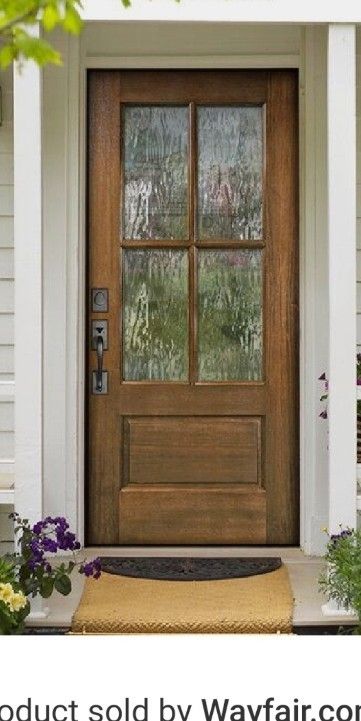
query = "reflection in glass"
(197, 106, 263, 240)
(123, 249, 188, 380)
(124, 106, 188, 240)
(198, 250, 262, 381)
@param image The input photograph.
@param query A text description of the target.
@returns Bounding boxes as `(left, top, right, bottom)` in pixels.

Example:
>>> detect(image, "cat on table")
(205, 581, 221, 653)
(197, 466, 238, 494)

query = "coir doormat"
(98, 556, 282, 581)
(71, 559, 293, 634)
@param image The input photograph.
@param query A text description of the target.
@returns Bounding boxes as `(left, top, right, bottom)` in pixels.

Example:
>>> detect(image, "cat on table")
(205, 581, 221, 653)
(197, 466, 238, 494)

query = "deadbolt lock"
(91, 288, 108, 313)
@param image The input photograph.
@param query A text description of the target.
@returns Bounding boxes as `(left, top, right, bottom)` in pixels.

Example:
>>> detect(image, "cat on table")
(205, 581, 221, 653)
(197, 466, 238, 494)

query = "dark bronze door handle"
(96, 333, 104, 391)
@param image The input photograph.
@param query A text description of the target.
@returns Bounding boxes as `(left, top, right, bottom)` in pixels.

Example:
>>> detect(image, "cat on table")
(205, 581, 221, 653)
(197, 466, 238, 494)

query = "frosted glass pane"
(124, 106, 188, 240)
(123, 250, 188, 380)
(197, 106, 263, 240)
(198, 250, 262, 381)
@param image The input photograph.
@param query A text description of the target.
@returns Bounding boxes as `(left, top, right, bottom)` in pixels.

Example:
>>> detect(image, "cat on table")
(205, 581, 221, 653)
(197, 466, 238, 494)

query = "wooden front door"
(87, 70, 299, 546)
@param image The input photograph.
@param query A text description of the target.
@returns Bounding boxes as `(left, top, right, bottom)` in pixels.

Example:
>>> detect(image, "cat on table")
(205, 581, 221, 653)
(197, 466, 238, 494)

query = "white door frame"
(14, 22, 357, 555)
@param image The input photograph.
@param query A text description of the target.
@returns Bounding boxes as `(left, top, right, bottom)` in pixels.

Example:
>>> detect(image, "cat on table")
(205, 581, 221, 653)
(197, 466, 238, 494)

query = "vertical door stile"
(119, 102, 124, 385)
(189, 102, 197, 385)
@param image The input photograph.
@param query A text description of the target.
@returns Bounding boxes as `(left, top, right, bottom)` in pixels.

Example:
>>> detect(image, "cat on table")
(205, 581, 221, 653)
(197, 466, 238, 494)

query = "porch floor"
(28, 547, 357, 631)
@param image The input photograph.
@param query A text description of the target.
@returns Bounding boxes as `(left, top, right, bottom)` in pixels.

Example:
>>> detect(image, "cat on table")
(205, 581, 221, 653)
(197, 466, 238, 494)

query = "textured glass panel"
(124, 106, 188, 240)
(198, 250, 262, 381)
(197, 106, 263, 240)
(123, 249, 188, 380)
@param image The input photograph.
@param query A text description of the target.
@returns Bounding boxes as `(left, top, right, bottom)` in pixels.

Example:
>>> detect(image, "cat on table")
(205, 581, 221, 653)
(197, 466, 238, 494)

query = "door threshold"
(84, 546, 317, 563)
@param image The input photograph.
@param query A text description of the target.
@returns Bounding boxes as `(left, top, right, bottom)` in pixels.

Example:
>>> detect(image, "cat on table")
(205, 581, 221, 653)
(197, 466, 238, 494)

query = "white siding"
(0, 67, 14, 508)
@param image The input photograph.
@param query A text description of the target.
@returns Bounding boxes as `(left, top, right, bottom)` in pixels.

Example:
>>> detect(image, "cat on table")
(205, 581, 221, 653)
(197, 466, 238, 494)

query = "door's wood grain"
(119, 485, 267, 545)
(87, 70, 299, 546)
(265, 71, 299, 543)
(124, 417, 261, 486)
(87, 72, 121, 544)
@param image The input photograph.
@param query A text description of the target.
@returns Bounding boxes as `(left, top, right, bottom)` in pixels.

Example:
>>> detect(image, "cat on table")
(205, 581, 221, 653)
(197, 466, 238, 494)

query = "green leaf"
(54, 574, 72, 596)
(62, 5, 83, 34)
(42, 5, 60, 32)
(40, 576, 54, 599)
(0, 43, 18, 68)
(15, 33, 62, 66)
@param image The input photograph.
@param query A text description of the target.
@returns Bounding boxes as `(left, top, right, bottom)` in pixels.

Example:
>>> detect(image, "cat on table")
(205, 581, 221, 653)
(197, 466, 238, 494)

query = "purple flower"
(330, 529, 353, 545)
(42, 538, 58, 553)
(55, 528, 79, 552)
(32, 521, 45, 535)
(80, 558, 102, 579)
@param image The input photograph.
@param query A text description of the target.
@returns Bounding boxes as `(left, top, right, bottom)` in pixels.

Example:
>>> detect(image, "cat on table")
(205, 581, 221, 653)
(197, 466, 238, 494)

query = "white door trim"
(38, 25, 330, 553)
(74, 51, 306, 548)
(85, 54, 300, 69)
(327, 24, 357, 532)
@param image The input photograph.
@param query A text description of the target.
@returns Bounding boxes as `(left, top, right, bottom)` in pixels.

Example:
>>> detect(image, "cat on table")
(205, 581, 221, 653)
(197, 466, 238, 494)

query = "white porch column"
(14, 31, 48, 621)
(14, 34, 44, 525)
(327, 24, 357, 535)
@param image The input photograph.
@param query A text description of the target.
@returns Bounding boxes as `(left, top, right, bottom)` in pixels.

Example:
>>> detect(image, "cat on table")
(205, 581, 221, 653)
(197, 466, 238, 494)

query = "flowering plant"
(0, 557, 29, 634)
(319, 527, 361, 633)
(0, 513, 101, 634)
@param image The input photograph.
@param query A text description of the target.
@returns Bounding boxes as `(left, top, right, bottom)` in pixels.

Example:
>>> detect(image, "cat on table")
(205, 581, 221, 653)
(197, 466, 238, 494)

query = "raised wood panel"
(0, 281, 14, 312)
(0, 346, 14, 374)
(0, 218, 14, 248)
(0, 249, 14, 278)
(124, 416, 261, 486)
(119, 485, 267, 544)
